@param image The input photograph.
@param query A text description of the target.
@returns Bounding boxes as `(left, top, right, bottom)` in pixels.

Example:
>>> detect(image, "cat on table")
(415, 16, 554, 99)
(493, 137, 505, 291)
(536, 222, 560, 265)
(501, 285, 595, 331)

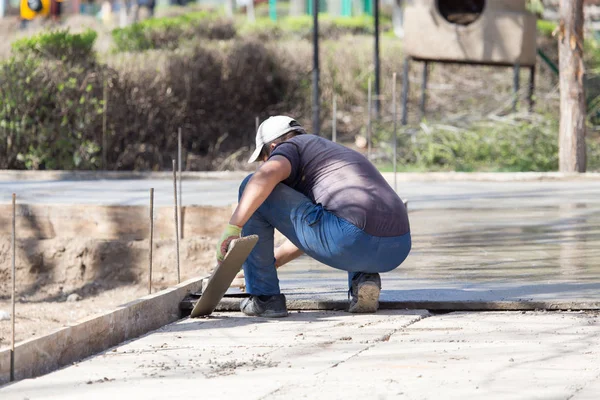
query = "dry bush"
(1, 14, 569, 171)
(101, 39, 303, 170)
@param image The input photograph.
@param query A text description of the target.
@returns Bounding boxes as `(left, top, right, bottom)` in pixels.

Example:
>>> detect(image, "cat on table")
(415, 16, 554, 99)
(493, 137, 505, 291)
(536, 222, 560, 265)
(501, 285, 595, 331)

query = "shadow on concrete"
(163, 310, 425, 334)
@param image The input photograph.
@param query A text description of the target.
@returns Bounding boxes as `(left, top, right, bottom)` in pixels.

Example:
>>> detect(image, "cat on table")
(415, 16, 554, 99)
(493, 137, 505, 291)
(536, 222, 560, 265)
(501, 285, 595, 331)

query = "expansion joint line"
(326, 312, 431, 370)
(258, 313, 431, 400)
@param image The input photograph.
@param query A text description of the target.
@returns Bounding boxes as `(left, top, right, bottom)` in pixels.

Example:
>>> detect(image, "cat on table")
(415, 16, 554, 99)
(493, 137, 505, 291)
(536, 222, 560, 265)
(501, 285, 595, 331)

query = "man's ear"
(269, 142, 278, 152)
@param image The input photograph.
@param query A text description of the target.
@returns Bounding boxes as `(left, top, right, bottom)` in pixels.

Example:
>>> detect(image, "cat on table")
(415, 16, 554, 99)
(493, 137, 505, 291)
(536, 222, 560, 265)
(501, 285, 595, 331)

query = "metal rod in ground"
(312, 0, 320, 135)
(420, 61, 429, 120)
(401, 57, 410, 126)
(148, 188, 154, 295)
(513, 63, 520, 113)
(392, 73, 398, 192)
(178, 128, 183, 240)
(10, 193, 16, 382)
(367, 78, 372, 160)
(332, 94, 337, 143)
(373, 0, 380, 117)
(255, 116, 260, 132)
(102, 80, 108, 170)
(528, 66, 536, 112)
(172, 160, 181, 284)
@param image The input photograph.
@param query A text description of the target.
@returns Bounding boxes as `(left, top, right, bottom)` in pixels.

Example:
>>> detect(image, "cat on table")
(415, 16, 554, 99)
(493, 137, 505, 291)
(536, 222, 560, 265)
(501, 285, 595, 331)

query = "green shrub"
(527, 0, 545, 16)
(537, 20, 556, 38)
(12, 29, 97, 64)
(111, 24, 154, 53)
(240, 14, 384, 40)
(374, 116, 565, 172)
(589, 137, 600, 172)
(0, 54, 105, 170)
(112, 11, 235, 52)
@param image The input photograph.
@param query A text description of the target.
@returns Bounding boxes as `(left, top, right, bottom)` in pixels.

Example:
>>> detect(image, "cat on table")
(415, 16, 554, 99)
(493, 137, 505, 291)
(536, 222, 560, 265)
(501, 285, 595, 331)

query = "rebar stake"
(172, 160, 181, 284)
(149, 188, 154, 294)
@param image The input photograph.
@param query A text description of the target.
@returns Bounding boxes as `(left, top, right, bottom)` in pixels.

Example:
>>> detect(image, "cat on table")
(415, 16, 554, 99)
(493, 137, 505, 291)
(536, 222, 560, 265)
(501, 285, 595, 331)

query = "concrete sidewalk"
(2, 310, 600, 399)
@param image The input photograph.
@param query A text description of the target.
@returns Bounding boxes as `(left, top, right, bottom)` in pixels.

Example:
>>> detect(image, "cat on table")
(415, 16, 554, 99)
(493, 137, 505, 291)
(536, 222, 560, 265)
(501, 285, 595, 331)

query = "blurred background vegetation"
(0, 1, 599, 171)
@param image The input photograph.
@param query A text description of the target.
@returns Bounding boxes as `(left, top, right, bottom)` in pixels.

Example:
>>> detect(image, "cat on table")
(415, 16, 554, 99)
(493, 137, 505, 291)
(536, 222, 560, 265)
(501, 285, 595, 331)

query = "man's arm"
(236, 238, 304, 281)
(218, 155, 291, 264)
(275, 239, 304, 268)
(229, 155, 291, 227)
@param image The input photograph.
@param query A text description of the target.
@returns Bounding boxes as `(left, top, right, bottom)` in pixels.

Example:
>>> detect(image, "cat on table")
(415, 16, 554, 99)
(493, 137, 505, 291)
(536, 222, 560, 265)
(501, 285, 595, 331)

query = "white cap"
(248, 116, 306, 163)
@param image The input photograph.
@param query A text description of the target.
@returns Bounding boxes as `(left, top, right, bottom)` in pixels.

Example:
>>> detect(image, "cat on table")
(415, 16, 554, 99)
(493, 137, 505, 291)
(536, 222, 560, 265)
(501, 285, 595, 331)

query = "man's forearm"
(275, 239, 304, 268)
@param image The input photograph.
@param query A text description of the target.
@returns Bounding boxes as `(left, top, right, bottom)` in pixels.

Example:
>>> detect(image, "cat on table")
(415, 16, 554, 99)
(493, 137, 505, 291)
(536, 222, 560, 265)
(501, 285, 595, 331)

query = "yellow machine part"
(20, 0, 51, 20)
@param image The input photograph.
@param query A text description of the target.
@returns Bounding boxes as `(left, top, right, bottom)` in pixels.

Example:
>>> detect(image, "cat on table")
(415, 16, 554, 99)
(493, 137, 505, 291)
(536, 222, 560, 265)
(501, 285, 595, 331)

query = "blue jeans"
(239, 174, 412, 296)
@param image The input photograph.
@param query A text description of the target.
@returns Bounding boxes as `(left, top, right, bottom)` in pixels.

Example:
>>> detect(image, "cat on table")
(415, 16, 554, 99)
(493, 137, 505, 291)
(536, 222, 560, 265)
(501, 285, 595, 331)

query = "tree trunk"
(558, 0, 586, 172)
(289, 0, 305, 16)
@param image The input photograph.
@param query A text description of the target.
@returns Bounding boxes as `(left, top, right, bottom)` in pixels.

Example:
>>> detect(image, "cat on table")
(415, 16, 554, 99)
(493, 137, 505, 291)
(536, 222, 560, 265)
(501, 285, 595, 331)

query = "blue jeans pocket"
(304, 204, 324, 226)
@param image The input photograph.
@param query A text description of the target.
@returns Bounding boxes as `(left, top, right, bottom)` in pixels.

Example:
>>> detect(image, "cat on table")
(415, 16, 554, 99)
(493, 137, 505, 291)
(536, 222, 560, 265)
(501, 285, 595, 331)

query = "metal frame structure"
(401, 57, 536, 125)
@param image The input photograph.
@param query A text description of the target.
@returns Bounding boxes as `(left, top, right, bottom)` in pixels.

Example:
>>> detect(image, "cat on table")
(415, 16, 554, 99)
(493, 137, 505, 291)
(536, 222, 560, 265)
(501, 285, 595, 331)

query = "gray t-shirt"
(270, 134, 409, 237)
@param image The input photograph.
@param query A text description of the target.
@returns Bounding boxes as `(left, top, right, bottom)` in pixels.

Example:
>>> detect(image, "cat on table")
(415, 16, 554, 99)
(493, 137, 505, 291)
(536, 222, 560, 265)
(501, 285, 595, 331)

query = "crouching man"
(216, 116, 411, 317)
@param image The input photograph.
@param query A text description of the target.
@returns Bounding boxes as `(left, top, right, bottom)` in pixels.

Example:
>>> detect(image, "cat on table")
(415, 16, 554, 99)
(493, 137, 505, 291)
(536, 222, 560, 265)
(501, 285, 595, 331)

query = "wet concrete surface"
(2, 177, 600, 304)
(0, 179, 241, 206)
(2, 177, 600, 209)
(277, 180, 600, 305)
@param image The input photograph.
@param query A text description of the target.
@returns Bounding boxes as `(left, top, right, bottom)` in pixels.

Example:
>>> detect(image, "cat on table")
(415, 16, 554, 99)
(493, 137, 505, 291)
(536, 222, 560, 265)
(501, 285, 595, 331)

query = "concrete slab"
(267, 311, 600, 400)
(0, 178, 241, 207)
(272, 188, 600, 306)
(3, 177, 600, 209)
(2, 311, 599, 399)
(0, 310, 428, 399)
(0, 277, 204, 385)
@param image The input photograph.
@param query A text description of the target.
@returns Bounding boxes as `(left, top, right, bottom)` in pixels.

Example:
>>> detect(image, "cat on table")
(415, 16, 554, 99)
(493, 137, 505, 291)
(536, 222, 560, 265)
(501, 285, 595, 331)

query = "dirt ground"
(0, 215, 284, 348)
(0, 236, 218, 348)
(0, 285, 148, 347)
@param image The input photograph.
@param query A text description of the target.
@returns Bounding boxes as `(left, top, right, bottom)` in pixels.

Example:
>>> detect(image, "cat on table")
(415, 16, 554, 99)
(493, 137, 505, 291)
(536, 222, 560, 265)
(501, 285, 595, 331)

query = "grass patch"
(112, 11, 234, 52)
(12, 29, 97, 63)
(112, 11, 390, 52)
(537, 20, 556, 38)
(373, 116, 600, 172)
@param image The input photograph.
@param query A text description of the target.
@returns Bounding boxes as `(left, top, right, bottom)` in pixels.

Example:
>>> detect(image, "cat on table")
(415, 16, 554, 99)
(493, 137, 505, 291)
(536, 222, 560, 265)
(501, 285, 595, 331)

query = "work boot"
(241, 294, 288, 318)
(348, 273, 381, 313)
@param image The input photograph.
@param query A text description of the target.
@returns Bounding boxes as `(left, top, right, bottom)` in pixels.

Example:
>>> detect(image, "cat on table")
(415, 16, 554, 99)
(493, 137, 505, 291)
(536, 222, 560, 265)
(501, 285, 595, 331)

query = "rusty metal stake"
(178, 128, 183, 240)
(392, 72, 398, 192)
(149, 188, 154, 295)
(11, 193, 16, 382)
(102, 80, 108, 170)
(332, 94, 337, 143)
(172, 160, 181, 284)
(367, 78, 372, 160)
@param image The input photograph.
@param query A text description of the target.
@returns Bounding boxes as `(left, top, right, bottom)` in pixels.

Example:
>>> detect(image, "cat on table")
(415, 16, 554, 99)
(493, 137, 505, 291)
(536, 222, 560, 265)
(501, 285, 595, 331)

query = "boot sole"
(260, 310, 289, 318)
(241, 309, 289, 318)
(348, 282, 380, 313)
(240, 299, 289, 318)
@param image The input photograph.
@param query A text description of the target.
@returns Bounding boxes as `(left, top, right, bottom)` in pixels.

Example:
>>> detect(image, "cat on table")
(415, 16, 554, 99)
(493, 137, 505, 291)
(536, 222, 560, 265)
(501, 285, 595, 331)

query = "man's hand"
(216, 223, 242, 263)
